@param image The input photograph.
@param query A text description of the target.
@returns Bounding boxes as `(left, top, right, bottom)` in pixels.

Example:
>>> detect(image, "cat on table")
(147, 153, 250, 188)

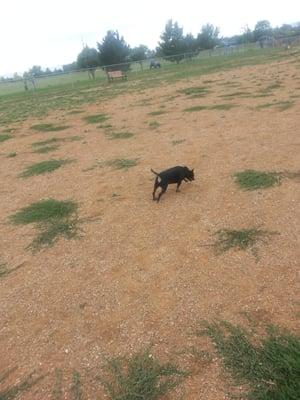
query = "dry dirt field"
(0, 55, 300, 399)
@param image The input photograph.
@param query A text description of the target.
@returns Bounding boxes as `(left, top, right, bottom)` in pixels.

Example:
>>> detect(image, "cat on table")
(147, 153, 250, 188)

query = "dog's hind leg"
(157, 183, 168, 202)
(152, 179, 159, 201)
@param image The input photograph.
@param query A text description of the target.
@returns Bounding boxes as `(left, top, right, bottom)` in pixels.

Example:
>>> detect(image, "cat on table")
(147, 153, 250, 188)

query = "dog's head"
(184, 166, 195, 181)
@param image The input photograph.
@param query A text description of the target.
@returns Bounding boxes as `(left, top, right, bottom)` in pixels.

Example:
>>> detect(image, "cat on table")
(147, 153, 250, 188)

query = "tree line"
(2, 19, 300, 82)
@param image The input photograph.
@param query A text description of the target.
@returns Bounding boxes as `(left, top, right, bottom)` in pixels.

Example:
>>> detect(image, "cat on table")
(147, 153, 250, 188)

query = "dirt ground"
(0, 58, 299, 399)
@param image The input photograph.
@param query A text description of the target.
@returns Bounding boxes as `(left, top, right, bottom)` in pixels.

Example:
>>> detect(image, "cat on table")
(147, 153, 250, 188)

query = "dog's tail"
(151, 168, 160, 176)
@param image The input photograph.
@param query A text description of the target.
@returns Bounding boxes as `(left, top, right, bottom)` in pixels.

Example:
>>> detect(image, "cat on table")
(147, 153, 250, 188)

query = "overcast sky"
(1, 0, 299, 76)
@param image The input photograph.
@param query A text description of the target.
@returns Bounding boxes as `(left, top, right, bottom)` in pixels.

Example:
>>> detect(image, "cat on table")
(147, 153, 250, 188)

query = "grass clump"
(184, 103, 235, 112)
(84, 114, 109, 123)
(256, 101, 294, 111)
(172, 139, 185, 145)
(106, 158, 138, 170)
(148, 121, 160, 129)
(178, 86, 210, 98)
(20, 159, 71, 177)
(100, 349, 186, 400)
(7, 152, 17, 157)
(213, 228, 277, 258)
(0, 134, 12, 142)
(148, 110, 166, 116)
(31, 123, 69, 132)
(33, 144, 60, 153)
(199, 321, 300, 400)
(107, 131, 134, 140)
(234, 170, 281, 190)
(10, 199, 79, 250)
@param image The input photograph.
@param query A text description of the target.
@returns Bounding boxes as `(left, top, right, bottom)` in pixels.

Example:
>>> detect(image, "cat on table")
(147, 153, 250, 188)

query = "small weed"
(148, 110, 166, 116)
(184, 105, 207, 112)
(105, 158, 138, 170)
(20, 159, 71, 177)
(184, 104, 235, 112)
(213, 228, 277, 258)
(33, 144, 60, 153)
(71, 370, 82, 400)
(0, 134, 12, 142)
(0, 262, 24, 278)
(234, 170, 281, 190)
(84, 114, 109, 124)
(31, 123, 69, 132)
(7, 152, 17, 158)
(10, 199, 79, 250)
(106, 131, 134, 140)
(0, 370, 44, 400)
(199, 321, 300, 400)
(172, 139, 185, 146)
(52, 369, 63, 400)
(256, 101, 294, 111)
(97, 123, 113, 129)
(178, 86, 210, 97)
(99, 349, 186, 400)
(148, 121, 160, 129)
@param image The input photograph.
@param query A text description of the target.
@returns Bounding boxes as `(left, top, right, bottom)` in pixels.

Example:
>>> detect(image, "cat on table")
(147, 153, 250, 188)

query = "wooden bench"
(107, 70, 127, 82)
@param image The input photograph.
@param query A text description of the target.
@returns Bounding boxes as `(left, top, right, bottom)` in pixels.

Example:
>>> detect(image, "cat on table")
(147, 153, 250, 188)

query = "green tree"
(29, 65, 43, 77)
(253, 20, 272, 42)
(183, 33, 198, 54)
(241, 25, 253, 43)
(77, 46, 99, 69)
(197, 24, 220, 49)
(97, 31, 130, 68)
(157, 19, 185, 63)
(130, 45, 150, 69)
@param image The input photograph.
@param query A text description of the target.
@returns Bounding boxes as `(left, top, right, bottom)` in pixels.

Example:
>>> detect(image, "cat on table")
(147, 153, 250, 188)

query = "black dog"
(151, 166, 194, 202)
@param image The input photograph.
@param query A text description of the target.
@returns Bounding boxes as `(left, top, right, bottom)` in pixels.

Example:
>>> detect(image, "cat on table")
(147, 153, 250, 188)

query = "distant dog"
(151, 166, 194, 202)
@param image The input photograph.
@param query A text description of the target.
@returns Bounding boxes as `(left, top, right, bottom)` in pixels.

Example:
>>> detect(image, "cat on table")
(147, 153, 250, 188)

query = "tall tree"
(197, 24, 220, 49)
(97, 31, 130, 68)
(157, 20, 185, 63)
(77, 46, 99, 69)
(130, 45, 150, 69)
(253, 20, 272, 42)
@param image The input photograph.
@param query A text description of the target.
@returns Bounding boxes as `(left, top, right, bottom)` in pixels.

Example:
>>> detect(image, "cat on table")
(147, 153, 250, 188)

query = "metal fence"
(1, 36, 299, 96)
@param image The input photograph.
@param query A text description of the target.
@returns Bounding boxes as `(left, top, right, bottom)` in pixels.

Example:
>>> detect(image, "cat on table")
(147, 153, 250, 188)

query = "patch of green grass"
(7, 152, 17, 158)
(0, 262, 24, 278)
(199, 321, 300, 400)
(256, 101, 294, 111)
(31, 123, 69, 132)
(33, 144, 60, 153)
(52, 369, 63, 400)
(84, 114, 109, 123)
(184, 103, 235, 112)
(105, 158, 138, 170)
(71, 370, 82, 400)
(234, 170, 281, 190)
(219, 91, 250, 98)
(0, 370, 44, 400)
(0, 134, 12, 142)
(97, 123, 113, 129)
(10, 199, 77, 225)
(172, 139, 186, 145)
(32, 136, 82, 148)
(178, 86, 210, 97)
(67, 109, 84, 115)
(148, 120, 160, 129)
(99, 349, 186, 400)
(20, 159, 71, 177)
(10, 199, 79, 250)
(148, 110, 166, 116)
(106, 131, 134, 140)
(213, 228, 277, 258)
